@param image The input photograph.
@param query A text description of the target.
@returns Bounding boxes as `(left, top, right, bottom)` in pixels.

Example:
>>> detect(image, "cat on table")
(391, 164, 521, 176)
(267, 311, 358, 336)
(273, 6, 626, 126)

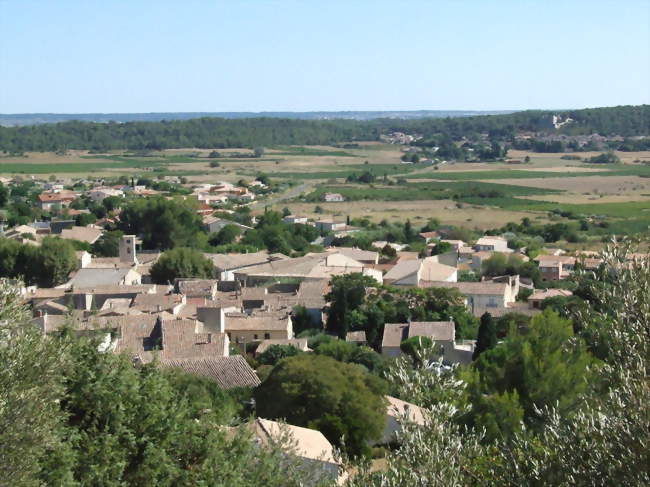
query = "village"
(0, 168, 634, 482)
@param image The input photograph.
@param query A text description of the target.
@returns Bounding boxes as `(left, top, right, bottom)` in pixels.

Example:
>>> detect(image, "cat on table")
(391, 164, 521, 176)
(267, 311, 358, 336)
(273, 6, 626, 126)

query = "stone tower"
(119, 235, 138, 264)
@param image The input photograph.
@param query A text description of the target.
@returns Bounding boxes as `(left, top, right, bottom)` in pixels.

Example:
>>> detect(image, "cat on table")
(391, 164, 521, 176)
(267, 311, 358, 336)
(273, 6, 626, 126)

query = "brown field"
(487, 175, 650, 194)
(278, 199, 544, 229)
(5, 144, 650, 230)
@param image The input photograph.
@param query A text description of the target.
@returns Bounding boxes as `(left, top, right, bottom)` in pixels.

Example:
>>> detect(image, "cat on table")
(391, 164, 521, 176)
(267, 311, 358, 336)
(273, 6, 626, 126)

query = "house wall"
(444, 346, 473, 365)
(380, 416, 401, 445)
(381, 346, 402, 358)
(227, 328, 291, 343)
(539, 265, 560, 280)
(197, 307, 226, 333)
(469, 293, 506, 310)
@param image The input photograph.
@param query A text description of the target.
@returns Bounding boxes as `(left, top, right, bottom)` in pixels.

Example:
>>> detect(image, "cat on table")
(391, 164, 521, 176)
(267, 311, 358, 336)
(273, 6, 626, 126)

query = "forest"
(0, 105, 647, 152)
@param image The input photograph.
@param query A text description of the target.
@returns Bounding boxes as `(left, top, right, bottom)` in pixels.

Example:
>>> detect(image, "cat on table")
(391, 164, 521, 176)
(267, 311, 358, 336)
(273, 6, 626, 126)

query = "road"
(249, 182, 310, 210)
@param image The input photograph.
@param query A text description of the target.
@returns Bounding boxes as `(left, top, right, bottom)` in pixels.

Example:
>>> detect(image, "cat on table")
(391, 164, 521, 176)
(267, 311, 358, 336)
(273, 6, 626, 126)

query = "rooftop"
(158, 356, 260, 389)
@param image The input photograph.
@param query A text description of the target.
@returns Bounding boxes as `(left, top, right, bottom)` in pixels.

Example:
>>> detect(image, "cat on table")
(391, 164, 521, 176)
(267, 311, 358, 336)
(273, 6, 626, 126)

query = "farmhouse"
(323, 192, 345, 202)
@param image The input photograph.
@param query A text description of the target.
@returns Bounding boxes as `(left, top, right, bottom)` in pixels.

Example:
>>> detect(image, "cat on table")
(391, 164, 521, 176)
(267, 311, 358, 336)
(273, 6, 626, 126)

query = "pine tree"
(473, 312, 497, 360)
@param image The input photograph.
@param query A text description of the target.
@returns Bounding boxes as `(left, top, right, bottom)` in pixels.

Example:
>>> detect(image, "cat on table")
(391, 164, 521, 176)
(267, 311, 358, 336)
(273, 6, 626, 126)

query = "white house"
(87, 187, 124, 202)
(323, 192, 345, 202)
(381, 321, 474, 364)
(283, 215, 309, 224)
(474, 236, 510, 252)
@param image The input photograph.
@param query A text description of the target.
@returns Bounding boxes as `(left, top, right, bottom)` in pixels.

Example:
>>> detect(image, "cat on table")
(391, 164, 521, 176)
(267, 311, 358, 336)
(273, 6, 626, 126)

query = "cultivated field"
(3, 144, 650, 231)
(278, 199, 544, 229)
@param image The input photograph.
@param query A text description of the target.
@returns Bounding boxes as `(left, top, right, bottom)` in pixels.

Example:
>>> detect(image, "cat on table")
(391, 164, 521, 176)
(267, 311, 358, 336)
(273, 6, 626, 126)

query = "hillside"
(0, 110, 514, 126)
(0, 105, 647, 153)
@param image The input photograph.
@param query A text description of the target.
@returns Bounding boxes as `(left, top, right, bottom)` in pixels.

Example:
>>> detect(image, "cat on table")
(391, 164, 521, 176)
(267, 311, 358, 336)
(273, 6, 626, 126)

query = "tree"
(37, 237, 78, 287)
(257, 344, 301, 366)
(326, 273, 378, 339)
(150, 247, 214, 284)
(463, 309, 595, 440)
(348, 246, 649, 486)
(256, 173, 270, 185)
(472, 312, 497, 360)
(0, 182, 8, 207)
(74, 212, 96, 226)
(404, 219, 414, 242)
(91, 230, 124, 257)
(400, 336, 434, 365)
(255, 354, 387, 457)
(119, 197, 204, 250)
(0, 279, 68, 486)
(254, 146, 265, 158)
(291, 305, 316, 335)
(431, 241, 452, 255)
(209, 224, 242, 246)
(102, 195, 123, 212)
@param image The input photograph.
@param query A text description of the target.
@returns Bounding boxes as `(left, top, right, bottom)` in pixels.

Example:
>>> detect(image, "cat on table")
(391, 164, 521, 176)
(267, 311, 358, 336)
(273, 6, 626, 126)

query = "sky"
(1, 0, 649, 113)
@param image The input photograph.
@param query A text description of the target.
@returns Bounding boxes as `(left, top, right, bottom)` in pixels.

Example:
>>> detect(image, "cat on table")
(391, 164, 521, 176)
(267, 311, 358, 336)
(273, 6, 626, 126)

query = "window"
(254, 334, 258, 340)
(264, 333, 270, 339)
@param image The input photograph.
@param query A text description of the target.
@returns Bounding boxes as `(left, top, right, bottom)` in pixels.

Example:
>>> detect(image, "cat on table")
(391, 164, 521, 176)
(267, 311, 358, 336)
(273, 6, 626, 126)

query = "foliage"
(0, 280, 328, 485)
(326, 273, 379, 339)
(291, 305, 318, 335)
(119, 196, 204, 250)
(257, 344, 302, 366)
(350, 244, 649, 486)
(472, 312, 497, 360)
(462, 309, 595, 441)
(0, 236, 77, 286)
(91, 230, 124, 257)
(0, 279, 69, 486)
(481, 252, 541, 285)
(241, 211, 320, 255)
(314, 339, 384, 373)
(1, 106, 647, 153)
(209, 224, 242, 246)
(255, 354, 387, 458)
(150, 247, 214, 284)
(587, 151, 621, 164)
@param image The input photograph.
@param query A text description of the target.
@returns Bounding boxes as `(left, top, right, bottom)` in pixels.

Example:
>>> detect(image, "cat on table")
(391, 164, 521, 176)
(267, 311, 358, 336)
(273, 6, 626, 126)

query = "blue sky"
(1, 0, 648, 113)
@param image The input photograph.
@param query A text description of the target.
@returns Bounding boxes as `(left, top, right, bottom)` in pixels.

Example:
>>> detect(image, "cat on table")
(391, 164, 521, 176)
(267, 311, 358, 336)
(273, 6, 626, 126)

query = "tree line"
(1, 105, 647, 153)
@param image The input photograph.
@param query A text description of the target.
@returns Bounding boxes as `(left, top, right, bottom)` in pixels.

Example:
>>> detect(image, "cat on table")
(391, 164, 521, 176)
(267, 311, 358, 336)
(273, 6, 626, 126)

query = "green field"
(269, 146, 359, 157)
(306, 180, 559, 202)
(275, 164, 423, 180)
(408, 165, 650, 180)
